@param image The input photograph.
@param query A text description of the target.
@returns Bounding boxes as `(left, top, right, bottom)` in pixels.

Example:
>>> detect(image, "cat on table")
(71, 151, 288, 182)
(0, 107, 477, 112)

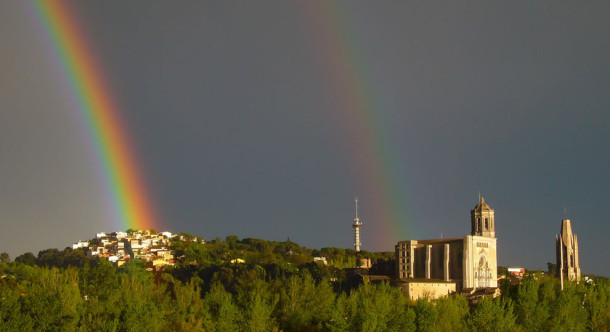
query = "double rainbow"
(28, 1, 411, 248)
(30, 1, 158, 231)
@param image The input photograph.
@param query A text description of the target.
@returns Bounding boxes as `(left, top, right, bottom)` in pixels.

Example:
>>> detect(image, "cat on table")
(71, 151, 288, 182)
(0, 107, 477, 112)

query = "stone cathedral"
(394, 197, 498, 300)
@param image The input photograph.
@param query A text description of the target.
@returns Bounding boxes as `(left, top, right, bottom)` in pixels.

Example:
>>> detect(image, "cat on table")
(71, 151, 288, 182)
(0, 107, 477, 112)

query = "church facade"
(395, 197, 498, 299)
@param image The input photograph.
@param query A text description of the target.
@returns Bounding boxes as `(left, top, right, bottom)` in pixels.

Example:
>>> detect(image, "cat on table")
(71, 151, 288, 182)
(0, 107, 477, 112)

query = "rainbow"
(301, 2, 413, 250)
(28, 1, 158, 231)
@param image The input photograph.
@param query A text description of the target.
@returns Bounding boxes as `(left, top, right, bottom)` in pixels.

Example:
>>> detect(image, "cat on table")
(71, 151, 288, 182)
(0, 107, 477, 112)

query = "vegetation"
(0, 236, 608, 331)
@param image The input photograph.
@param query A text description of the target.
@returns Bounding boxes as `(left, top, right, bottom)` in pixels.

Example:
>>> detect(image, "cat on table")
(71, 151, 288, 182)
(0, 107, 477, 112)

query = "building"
(507, 267, 525, 279)
(399, 280, 457, 301)
(395, 197, 498, 299)
(556, 219, 581, 290)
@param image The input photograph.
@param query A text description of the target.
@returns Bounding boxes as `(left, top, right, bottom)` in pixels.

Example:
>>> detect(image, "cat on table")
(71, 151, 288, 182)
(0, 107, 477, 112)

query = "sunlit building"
(556, 219, 581, 290)
(395, 197, 498, 299)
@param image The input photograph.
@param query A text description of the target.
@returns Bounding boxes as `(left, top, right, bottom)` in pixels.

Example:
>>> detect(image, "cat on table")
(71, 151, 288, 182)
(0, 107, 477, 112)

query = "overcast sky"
(1, 1, 608, 276)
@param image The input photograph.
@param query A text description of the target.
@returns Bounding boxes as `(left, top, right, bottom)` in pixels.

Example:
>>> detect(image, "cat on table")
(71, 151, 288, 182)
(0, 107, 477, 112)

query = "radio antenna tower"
(353, 197, 362, 252)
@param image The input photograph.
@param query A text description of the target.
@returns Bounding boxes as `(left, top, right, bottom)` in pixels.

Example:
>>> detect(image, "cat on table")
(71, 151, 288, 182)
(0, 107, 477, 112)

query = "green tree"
(514, 278, 550, 330)
(0, 287, 34, 331)
(239, 280, 278, 332)
(278, 272, 334, 330)
(326, 293, 350, 332)
(436, 295, 469, 331)
(204, 282, 241, 331)
(469, 297, 516, 332)
(583, 278, 610, 331)
(37, 248, 62, 267)
(347, 282, 413, 331)
(415, 298, 438, 332)
(15, 267, 83, 331)
(169, 279, 209, 330)
(118, 273, 164, 332)
(78, 259, 122, 330)
(549, 282, 587, 331)
(0, 252, 10, 263)
(14, 252, 36, 266)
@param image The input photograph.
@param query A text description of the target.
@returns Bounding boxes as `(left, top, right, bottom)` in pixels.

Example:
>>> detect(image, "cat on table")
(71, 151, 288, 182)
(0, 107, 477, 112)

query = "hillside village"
(72, 230, 203, 270)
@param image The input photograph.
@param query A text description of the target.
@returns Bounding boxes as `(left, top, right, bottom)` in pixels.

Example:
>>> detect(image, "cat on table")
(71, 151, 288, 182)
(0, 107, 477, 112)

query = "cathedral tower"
(471, 196, 495, 237)
(556, 219, 581, 289)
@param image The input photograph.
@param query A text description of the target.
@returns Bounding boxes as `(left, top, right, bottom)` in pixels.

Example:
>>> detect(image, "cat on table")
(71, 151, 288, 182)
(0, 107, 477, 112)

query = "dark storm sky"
(0, 1, 608, 276)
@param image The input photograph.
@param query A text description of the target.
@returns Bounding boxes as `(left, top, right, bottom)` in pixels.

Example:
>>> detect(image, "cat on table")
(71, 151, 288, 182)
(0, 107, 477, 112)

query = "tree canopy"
(0, 235, 608, 331)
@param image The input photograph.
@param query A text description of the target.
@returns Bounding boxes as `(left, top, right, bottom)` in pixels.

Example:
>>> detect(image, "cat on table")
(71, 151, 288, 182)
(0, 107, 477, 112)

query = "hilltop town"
(71, 230, 203, 270)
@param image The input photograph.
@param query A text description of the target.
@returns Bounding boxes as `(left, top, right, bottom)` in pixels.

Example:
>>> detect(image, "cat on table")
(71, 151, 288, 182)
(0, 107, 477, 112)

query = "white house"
(72, 240, 89, 249)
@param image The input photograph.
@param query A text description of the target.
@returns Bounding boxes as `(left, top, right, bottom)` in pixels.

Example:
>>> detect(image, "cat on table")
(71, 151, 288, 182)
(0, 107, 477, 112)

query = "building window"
(485, 218, 489, 229)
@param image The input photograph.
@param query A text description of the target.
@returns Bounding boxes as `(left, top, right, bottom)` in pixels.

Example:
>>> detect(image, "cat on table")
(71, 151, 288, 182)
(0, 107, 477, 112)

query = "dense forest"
(1, 235, 608, 331)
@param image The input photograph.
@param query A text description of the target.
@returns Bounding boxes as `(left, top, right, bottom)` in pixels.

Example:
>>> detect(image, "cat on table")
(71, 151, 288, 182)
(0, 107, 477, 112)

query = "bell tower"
(556, 219, 581, 289)
(471, 196, 495, 237)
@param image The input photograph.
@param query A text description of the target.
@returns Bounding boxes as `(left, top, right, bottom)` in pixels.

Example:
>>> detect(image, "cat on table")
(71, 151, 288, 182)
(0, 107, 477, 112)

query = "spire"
(556, 218, 581, 288)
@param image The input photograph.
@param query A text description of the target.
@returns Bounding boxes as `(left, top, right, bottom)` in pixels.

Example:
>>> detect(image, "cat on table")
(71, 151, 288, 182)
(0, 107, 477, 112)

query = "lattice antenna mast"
(353, 197, 362, 252)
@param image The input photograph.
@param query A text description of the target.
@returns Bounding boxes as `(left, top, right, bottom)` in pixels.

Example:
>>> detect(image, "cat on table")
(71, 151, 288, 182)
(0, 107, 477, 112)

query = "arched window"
(478, 218, 482, 231)
(485, 218, 488, 229)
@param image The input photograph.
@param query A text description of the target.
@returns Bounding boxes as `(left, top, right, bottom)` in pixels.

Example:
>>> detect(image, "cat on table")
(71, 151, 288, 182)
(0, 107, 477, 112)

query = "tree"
(326, 293, 350, 332)
(436, 295, 469, 331)
(118, 273, 164, 331)
(0, 286, 34, 330)
(225, 235, 239, 249)
(78, 259, 122, 330)
(37, 248, 62, 267)
(0, 252, 10, 263)
(515, 278, 549, 330)
(347, 282, 413, 331)
(15, 252, 36, 266)
(415, 298, 439, 332)
(549, 282, 588, 331)
(584, 278, 610, 331)
(204, 282, 241, 331)
(239, 280, 278, 332)
(16, 267, 82, 331)
(170, 279, 210, 331)
(278, 272, 334, 330)
(469, 297, 516, 332)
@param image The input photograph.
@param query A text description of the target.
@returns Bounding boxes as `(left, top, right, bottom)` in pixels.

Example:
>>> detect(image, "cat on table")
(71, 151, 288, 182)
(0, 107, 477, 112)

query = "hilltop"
(5, 229, 394, 273)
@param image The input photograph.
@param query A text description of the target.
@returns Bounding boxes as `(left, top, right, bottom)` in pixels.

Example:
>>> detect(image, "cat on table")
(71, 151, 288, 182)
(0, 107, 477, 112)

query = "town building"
(394, 196, 498, 300)
(507, 267, 525, 279)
